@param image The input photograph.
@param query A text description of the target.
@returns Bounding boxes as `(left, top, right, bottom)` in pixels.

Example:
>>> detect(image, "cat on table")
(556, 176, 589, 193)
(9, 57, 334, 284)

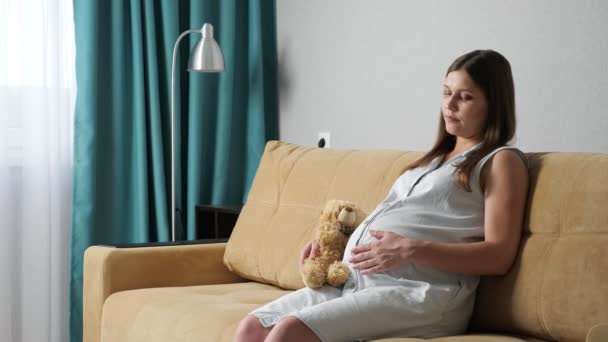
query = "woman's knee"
(233, 315, 270, 342)
(266, 316, 321, 342)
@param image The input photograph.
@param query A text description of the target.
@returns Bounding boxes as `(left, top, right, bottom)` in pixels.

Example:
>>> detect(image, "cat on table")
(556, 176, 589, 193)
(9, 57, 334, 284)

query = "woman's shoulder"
(477, 145, 529, 171)
(477, 146, 529, 192)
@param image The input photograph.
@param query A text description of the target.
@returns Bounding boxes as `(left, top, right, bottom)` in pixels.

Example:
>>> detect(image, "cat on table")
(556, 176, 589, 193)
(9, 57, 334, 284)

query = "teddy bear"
(300, 199, 363, 288)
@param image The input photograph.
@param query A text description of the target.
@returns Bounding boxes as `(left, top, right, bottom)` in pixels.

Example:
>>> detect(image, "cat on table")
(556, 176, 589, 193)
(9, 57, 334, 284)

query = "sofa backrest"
(469, 152, 608, 342)
(224, 141, 420, 288)
(224, 141, 608, 342)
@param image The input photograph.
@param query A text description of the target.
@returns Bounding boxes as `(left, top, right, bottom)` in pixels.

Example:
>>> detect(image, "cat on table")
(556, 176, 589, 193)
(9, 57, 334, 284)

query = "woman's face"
(442, 70, 488, 141)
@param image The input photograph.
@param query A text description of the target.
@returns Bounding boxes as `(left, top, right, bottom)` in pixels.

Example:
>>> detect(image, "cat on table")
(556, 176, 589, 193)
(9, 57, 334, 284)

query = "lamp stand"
(170, 29, 199, 242)
(169, 23, 224, 242)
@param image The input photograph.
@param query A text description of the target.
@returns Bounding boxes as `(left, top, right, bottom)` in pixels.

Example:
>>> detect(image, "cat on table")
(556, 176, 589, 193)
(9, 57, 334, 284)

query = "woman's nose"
(445, 95, 458, 111)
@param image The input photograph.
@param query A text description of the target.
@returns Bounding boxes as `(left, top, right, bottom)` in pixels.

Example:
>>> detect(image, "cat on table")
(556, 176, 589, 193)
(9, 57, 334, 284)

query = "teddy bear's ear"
(323, 199, 338, 211)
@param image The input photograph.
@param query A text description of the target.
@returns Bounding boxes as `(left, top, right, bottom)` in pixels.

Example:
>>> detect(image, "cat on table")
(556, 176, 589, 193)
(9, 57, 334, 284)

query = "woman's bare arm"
(412, 150, 529, 275)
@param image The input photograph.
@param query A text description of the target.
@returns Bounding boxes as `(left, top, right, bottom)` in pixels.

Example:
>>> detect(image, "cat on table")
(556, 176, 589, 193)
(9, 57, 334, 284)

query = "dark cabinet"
(195, 204, 242, 239)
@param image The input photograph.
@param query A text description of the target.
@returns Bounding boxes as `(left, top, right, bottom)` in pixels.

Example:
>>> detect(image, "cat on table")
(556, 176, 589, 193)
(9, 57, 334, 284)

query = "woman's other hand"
(299, 240, 320, 270)
(348, 230, 421, 275)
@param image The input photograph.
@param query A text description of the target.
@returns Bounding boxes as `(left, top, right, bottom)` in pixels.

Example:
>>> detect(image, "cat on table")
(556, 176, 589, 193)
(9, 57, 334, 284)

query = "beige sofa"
(84, 140, 608, 342)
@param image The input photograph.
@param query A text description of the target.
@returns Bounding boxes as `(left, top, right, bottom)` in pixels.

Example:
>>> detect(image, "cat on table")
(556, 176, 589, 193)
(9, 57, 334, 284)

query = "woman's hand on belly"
(348, 230, 423, 275)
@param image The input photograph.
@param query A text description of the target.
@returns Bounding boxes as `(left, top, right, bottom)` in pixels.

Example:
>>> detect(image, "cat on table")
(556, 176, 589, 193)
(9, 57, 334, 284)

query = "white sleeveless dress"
(249, 144, 529, 341)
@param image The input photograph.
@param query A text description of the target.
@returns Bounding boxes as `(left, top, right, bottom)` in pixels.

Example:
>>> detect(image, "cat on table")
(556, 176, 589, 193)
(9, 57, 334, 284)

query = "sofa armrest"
(83, 242, 245, 342)
(587, 323, 608, 342)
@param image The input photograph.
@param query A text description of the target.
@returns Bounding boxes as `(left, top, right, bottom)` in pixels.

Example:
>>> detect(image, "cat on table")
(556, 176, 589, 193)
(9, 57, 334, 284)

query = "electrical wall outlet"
(317, 131, 331, 148)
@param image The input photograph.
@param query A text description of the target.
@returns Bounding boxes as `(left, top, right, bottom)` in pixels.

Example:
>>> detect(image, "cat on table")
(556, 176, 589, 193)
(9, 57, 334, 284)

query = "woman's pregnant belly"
(342, 206, 475, 287)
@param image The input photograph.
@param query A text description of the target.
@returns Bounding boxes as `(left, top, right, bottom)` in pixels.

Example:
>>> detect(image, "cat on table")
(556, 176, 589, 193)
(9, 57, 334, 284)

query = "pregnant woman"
(233, 49, 529, 342)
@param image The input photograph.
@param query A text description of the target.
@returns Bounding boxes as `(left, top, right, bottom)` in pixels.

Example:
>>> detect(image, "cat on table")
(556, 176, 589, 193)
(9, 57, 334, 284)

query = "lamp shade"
(188, 23, 224, 72)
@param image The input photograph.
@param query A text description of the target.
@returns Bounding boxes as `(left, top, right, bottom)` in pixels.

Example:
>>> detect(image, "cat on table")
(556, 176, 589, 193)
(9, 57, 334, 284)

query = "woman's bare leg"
(265, 316, 321, 342)
(233, 314, 272, 342)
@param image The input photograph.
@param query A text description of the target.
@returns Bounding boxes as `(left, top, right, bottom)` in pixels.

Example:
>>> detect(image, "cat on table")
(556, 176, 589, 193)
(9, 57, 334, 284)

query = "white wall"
(276, 0, 608, 152)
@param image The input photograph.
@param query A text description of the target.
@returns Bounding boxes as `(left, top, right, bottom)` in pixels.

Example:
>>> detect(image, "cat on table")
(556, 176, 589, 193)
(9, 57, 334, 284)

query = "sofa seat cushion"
(99, 282, 552, 342)
(100, 282, 291, 342)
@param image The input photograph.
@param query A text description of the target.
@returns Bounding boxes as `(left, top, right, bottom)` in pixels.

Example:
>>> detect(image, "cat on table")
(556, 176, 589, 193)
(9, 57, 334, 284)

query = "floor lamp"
(171, 23, 224, 242)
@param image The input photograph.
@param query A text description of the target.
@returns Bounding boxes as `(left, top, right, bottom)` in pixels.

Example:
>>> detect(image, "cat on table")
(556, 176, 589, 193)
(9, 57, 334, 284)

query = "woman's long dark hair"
(403, 49, 516, 192)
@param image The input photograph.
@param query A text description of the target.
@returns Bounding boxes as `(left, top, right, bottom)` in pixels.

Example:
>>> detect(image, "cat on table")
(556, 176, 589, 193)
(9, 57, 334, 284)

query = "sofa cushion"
(99, 281, 551, 342)
(469, 153, 608, 341)
(224, 141, 420, 290)
(100, 282, 291, 342)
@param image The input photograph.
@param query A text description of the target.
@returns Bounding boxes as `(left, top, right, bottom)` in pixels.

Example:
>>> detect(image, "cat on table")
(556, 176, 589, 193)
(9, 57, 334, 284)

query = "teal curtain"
(69, 1, 278, 341)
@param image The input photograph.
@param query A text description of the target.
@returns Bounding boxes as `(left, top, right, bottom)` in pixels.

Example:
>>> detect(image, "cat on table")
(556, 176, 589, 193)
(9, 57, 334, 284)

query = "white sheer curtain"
(0, 0, 75, 341)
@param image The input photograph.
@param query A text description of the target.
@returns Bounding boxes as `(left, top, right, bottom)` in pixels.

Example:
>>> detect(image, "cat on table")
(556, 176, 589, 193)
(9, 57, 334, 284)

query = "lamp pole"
(170, 23, 224, 242)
